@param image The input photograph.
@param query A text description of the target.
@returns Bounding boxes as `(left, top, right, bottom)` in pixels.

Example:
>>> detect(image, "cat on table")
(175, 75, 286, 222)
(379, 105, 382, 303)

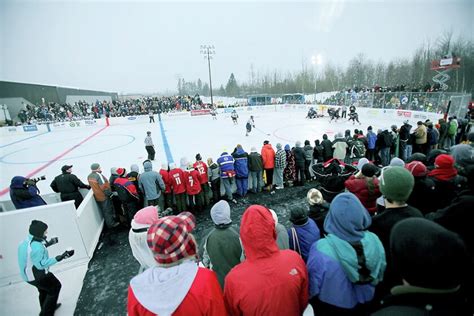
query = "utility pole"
(200, 45, 215, 107)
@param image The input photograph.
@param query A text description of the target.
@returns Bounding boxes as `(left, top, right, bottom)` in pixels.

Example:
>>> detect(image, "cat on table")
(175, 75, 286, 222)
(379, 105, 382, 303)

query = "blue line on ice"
(158, 119, 174, 163)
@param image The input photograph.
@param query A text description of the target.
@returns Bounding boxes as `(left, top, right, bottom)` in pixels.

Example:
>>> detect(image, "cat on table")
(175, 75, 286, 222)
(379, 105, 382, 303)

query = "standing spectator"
(427, 122, 439, 154)
(185, 163, 202, 213)
(332, 132, 348, 160)
(138, 161, 165, 209)
(287, 207, 320, 263)
(274, 143, 287, 189)
(414, 121, 427, 154)
(303, 140, 313, 181)
(307, 193, 386, 314)
(114, 168, 140, 222)
(248, 146, 264, 193)
(169, 163, 187, 212)
(446, 116, 458, 148)
(128, 212, 226, 316)
(127, 164, 143, 208)
(405, 161, 436, 215)
(261, 140, 276, 191)
(313, 139, 324, 163)
(269, 209, 290, 250)
(224, 205, 308, 316)
(232, 144, 249, 197)
(50, 165, 90, 208)
(321, 134, 333, 162)
(306, 188, 329, 238)
(293, 141, 306, 186)
(372, 218, 470, 315)
(201, 201, 243, 289)
(217, 151, 236, 203)
(390, 125, 399, 158)
(144, 131, 155, 161)
(366, 126, 377, 161)
(379, 128, 393, 166)
(284, 144, 297, 187)
(193, 154, 210, 206)
(18, 220, 75, 316)
(159, 163, 172, 210)
(344, 163, 381, 215)
(9, 176, 47, 210)
(438, 118, 449, 149)
(207, 158, 221, 202)
(128, 206, 159, 272)
(348, 134, 367, 163)
(398, 120, 412, 161)
(88, 163, 120, 229)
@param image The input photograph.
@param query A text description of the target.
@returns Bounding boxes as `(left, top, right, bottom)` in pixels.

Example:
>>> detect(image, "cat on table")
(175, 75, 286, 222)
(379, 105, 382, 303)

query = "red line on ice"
(0, 126, 108, 197)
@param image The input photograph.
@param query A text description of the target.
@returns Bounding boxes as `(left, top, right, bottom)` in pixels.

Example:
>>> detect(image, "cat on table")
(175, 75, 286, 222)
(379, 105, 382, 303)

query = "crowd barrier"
(0, 189, 103, 286)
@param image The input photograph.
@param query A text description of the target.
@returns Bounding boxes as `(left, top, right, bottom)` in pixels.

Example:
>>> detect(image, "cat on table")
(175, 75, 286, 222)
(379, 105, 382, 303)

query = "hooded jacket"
(10, 176, 46, 209)
(88, 170, 112, 202)
(332, 138, 348, 160)
(128, 206, 159, 271)
(344, 175, 381, 214)
(261, 144, 276, 169)
(247, 152, 264, 172)
(232, 147, 249, 178)
(274, 148, 287, 169)
(224, 205, 308, 316)
(159, 168, 172, 194)
(217, 152, 236, 179)
(307, 193, 386, 310)
(138, 161, 165, 201)
(293, 145, 306, 165)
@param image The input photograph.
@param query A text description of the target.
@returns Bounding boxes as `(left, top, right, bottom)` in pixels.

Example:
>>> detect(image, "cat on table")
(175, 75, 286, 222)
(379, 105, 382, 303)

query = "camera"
(31, 175, 46, 182)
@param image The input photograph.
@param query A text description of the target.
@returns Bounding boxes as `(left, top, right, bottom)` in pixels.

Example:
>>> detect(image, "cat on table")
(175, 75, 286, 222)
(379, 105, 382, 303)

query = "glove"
(86, 185, 91, 190)
(45, 237, 59, 247)
(110, 192, 118, 198)
(55, 249, 74, 262)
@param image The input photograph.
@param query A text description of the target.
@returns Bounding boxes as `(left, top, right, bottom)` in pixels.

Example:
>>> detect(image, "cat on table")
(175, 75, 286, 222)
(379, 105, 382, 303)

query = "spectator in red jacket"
(193, 154, 211, 207)
(159, 163, 172, 210)
(224, 205, 309, 315)
(185, 164, 202, 213)
(344, 163, 381, 215)
(261, 140, 276, 191)
(128, 212, 226, 316)
(169, 163, 187, 213)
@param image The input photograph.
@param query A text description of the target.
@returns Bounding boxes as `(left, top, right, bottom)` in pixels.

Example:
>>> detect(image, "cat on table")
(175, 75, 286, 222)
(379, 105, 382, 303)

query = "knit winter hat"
(405, 161, 428, 177)
(161, 163, 168, 170)
(450, 144, 474, 164)
(116, 168, 126, 177)
(295, 141, 301, 147)
(434, 154, 455, 169)
(289, 206, 309, 225)
(362, 163, 378, 177)
(406, 153, 427, 164)
(134, 206, 159, 225)
(250, 146, 257, 152)
(210, 200, 232, 225)
(307, 188, 323, 206)
(110, 167, 118, 175)
(195, 153, 202, 161)
(324, 192, 371, 242)
(379, 166, 414, 202)
(90, 163, 100, 171)
(391, 218, 467, 289)
(130, 164, 139, 173)
(147, 212, 197, 266)
(276, 143, 282, 150)
(357, 158, 369, 171)
(29, 220, 48, 239)
(179, 157, 189, 170)
(389, 157, 405, 167)
(284, 144, 290, 151)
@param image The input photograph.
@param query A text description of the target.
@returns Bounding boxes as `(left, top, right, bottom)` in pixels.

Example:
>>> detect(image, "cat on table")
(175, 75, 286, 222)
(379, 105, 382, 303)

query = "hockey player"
(210, 107, 217, 120)
(328, 107, 340, 123)
(246, 116, 255, 136)
(307, 107, 317, 119)
(231, 110, 239, 125)
(348, 104, 361, 125)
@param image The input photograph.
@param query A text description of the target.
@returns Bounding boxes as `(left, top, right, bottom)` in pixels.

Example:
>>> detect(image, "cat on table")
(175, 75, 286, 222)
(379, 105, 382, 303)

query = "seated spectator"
(307, 193, 386, 315)
(202, 201, 242, 289)
(428, 154, 466, 209)
(128, 212, 226, 315)
(405, 161, 437, 215)
(269, 209, 290, 249)
(224, 205, 308, 315)
(287, 206, 320, 262)
(370, 166, 423, 299)
(128, 206, 159, 272)
(306, 188, 329, 237)
(372, 218, 470, 315)
(345, 163, 381, 214)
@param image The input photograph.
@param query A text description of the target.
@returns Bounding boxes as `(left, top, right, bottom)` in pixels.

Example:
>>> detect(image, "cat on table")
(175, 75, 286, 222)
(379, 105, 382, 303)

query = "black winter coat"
(293, 147, 306, 165)
(321, 139, 333, 162)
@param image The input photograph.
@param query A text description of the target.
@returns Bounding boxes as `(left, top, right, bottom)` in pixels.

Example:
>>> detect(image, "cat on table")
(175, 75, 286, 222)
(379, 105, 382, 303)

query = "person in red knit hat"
(128, 212, 225, 316)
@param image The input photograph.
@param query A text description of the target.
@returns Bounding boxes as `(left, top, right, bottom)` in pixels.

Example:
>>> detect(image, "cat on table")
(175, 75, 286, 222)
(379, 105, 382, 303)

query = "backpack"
(351, 140, 366, 158)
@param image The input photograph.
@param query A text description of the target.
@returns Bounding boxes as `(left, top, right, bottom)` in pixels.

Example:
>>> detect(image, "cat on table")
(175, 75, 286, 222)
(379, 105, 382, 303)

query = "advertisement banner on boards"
(23, 125, 38, 132)
(191, 109, 211, 116)
(397, 110, 412, 118)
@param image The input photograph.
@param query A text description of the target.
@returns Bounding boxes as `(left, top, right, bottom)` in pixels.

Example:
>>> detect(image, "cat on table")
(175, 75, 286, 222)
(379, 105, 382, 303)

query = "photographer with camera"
(50, 165, 90, 208)
(18, 220, 74, 315)
(9, 176, 47, 210)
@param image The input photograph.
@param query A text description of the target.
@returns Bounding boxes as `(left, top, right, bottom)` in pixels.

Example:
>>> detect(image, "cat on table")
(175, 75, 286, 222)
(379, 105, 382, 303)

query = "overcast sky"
(1, 0, 472, 94)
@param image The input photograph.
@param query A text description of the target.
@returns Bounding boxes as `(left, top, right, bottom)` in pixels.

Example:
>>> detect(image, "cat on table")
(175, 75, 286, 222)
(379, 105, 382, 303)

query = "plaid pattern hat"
(147, 212, 197, 265)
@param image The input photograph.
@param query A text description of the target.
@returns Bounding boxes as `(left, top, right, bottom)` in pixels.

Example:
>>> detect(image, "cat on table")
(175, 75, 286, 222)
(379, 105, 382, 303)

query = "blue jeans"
(222, 177, 234, 200)
(236, 178, 248, 197)
(380, 147, 391, 166)
(249, 171, 263, 192)
(404, 144, 413, 161)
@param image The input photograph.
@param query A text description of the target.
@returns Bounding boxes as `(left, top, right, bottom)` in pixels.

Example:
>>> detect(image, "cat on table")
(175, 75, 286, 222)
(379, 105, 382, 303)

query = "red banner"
(191, 109, 211, 116)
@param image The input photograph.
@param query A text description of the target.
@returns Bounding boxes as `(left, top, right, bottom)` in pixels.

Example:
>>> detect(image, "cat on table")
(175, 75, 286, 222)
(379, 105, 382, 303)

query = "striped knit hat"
(147, 212, 196, 265)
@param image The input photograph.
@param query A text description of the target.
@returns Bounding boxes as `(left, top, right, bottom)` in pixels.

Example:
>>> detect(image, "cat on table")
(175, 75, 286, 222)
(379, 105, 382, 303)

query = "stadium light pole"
(311, 54, 323, 102)
(200, 45, 215, 107)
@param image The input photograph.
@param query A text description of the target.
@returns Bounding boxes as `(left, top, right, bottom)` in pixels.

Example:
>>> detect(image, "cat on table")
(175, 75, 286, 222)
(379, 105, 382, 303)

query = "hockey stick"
(254, 126, 270, 136)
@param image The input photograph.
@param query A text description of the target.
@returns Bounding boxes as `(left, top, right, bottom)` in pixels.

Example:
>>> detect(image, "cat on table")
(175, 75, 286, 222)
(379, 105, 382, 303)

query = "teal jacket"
(18, 234, 58, 282)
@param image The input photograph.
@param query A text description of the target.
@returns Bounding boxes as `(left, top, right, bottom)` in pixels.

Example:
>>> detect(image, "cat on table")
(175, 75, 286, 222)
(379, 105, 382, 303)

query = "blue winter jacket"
(232, 148, 249, 178)
(10, 176, 46, 210)
(217, 153, 235, 179)
(18, 234, 58, 282)
(367, 131, 377, 150)
(287, 218, 320, 263)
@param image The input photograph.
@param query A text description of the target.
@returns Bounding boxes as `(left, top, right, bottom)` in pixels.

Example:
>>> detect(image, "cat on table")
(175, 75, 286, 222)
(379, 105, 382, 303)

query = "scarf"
(428, 167, 457, 182)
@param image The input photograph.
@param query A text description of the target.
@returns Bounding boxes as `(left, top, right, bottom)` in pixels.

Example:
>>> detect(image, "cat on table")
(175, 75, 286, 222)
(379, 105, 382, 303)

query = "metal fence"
(321, 91, 471, 118)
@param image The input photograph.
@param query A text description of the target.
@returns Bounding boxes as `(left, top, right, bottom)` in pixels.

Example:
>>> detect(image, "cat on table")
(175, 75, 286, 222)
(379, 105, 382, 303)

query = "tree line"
(177, 33, 473, 98)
